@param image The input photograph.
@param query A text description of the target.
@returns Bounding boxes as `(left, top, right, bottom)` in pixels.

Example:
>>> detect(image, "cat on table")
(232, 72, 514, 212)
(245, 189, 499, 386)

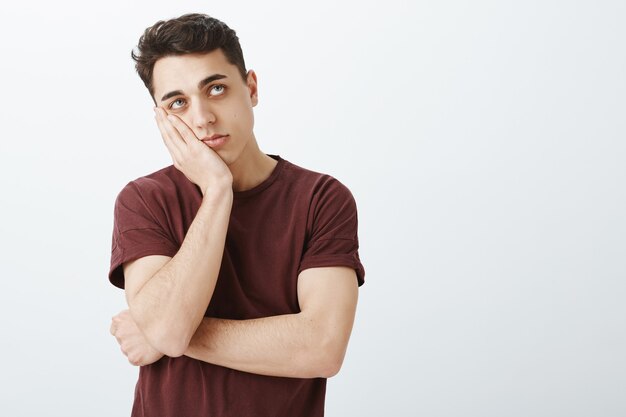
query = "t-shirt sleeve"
(108, 181, 179, 289)
(298, 177, 366, 286)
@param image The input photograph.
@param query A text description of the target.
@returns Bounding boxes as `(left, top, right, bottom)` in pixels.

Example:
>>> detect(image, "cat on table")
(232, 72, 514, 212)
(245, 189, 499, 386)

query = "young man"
(108, 13, 365, 417)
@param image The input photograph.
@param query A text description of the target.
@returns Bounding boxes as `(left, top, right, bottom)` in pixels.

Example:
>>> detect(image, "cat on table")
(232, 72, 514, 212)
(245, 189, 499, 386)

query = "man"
(108, 13, 365, 417)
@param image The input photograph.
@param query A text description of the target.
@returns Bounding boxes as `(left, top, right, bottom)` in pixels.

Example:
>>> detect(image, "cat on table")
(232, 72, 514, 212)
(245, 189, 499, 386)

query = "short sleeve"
(108, 181, 179, 289)
(298, 177, 365, 286)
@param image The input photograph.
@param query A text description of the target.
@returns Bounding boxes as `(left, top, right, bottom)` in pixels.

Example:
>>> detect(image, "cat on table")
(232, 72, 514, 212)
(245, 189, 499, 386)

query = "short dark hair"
(131, 13, 248, 96)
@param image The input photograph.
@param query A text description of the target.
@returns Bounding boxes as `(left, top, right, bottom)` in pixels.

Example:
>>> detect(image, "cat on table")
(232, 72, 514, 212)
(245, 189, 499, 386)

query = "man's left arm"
(185, 266, 358, 378)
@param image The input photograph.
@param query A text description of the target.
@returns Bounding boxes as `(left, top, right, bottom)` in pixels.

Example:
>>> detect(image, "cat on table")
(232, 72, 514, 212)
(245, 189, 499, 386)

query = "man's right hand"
(154, 107, 233, 195)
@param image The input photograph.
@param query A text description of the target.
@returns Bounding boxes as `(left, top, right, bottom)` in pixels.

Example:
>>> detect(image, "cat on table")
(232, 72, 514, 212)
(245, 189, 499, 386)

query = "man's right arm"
(121, 108, 234, 358)
(123, 183, 232, 358)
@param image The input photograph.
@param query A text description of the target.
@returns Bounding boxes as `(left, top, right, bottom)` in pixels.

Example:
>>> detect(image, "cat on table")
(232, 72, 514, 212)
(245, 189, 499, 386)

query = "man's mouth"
(201, 134, 229, 148)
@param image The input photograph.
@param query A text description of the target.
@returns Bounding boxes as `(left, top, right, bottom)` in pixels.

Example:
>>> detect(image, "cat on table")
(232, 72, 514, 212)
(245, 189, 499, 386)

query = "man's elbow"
(309, 335, 349, 378)
(142, 324, 192, 358)
(129, 307, 192, 358)
(317, 358, 343, 378)
(155, 334, 190, 358)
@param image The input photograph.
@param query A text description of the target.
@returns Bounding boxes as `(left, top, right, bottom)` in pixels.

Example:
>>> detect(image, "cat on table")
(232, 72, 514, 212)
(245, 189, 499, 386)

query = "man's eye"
(169, 99, 185, 109)
(209, 85, 226, 96)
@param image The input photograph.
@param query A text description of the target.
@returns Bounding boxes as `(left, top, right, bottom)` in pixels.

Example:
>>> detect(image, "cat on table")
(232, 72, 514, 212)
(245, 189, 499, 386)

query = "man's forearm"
(130, 183, 233, 356)
(184, 268, 359, 379)
(185, 313, 345, 379)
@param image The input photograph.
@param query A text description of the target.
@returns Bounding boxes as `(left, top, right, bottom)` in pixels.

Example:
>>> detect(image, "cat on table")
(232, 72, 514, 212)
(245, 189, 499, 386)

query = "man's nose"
(190, 98, 216, 130)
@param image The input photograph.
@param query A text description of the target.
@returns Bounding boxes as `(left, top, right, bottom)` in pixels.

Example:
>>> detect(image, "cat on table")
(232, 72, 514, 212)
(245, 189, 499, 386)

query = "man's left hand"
(110, 309, 165, 366)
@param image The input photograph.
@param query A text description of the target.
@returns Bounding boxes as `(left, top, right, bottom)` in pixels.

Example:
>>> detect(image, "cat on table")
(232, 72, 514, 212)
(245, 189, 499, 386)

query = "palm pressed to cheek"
(159, 105, 198, 139)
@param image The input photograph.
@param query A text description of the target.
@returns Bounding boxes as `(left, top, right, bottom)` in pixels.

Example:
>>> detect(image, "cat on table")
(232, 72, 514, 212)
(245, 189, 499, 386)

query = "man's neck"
(229, 148, 278, 192)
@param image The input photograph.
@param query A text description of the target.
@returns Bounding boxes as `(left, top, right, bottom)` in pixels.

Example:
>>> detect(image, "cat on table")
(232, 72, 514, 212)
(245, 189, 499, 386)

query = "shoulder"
(281, 158, 355, 202)
(115, 165, 193, 207)
(117, 165, 180, 197)
(113, 165, 199, 231)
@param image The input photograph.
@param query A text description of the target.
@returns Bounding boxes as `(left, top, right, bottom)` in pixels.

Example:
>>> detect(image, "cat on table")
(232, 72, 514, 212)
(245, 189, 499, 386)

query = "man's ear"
(246, 69, 258, 106)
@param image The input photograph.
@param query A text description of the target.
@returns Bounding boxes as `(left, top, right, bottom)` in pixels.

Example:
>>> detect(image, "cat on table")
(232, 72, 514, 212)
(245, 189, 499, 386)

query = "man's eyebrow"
(160, 90, 184, 102)
(198, 74, 227, 89)
(160, 74, 228, 102)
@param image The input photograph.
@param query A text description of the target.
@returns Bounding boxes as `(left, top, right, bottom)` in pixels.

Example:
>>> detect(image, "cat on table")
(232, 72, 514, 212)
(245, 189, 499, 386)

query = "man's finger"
(166, 114, 201, 147)
(110, 317, 120, 335)
(155, 108, 183, 149)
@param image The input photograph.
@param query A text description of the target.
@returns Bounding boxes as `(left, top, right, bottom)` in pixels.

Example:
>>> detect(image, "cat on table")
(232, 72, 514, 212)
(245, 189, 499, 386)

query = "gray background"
(0, 0, 624, 416)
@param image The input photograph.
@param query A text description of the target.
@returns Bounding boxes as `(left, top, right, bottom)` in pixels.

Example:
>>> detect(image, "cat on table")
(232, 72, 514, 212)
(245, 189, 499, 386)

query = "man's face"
(151, 49, 258, 165)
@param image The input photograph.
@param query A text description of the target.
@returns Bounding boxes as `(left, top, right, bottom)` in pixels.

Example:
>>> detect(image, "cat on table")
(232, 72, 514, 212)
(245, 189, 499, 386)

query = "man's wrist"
(202, 178, 234, 199)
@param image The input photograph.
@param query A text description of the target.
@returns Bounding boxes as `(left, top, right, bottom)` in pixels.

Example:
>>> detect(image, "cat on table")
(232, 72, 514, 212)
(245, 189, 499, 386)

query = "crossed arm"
(111, 254, 359, 379)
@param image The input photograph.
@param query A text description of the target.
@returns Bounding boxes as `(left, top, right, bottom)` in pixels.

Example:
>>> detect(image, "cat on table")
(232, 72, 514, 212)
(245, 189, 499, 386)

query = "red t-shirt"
(108, 154, 365, 417)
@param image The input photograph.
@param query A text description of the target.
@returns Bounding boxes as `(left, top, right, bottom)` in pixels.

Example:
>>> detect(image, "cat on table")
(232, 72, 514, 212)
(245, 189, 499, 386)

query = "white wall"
(0, 0, 624, 416)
